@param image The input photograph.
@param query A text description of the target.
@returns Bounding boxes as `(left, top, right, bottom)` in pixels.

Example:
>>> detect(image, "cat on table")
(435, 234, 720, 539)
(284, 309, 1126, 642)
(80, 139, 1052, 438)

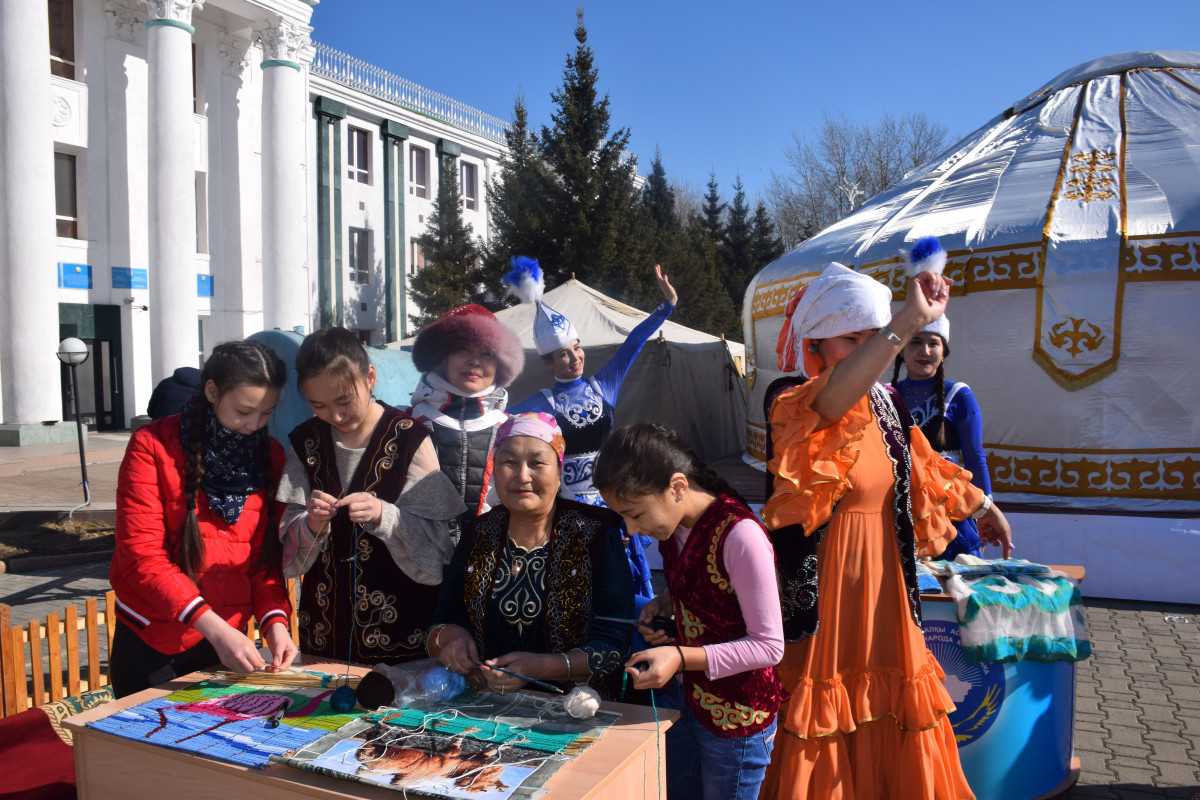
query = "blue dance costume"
(510, 301, 675, 597)
(896, 376, 992, 558)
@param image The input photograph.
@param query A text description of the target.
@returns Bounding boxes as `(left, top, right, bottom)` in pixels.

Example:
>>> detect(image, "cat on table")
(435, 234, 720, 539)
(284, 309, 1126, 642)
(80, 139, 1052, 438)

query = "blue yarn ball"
(419, 665, 469, 703)
(330, 684, 358, 712)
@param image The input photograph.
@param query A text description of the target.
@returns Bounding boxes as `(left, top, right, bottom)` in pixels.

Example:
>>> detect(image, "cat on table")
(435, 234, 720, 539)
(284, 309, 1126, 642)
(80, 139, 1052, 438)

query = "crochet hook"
(264, 697, 292, 728)
(475, 662, 565, 695)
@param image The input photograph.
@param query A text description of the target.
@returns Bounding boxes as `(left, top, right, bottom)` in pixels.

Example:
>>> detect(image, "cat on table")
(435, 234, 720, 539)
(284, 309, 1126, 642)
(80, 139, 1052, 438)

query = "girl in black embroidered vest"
(277, 327, 465, 665)
(595, 423, 785, 800)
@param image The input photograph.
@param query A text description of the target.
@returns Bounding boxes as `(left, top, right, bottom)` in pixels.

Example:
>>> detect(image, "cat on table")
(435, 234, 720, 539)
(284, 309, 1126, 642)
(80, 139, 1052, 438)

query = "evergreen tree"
(538, 8, 640, 292)
(750, 200, 786, 273)
(722, 175, 754, 303)
(480, 94, 553, 290)
(641, 148, 677, 229)
(410, 154, 480, 325)
(699, 171, 726, 246)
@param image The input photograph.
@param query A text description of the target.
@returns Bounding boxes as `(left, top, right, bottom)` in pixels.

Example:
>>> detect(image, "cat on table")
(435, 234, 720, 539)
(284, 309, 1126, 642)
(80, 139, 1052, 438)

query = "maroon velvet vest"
(290, 403, 435, 665)
(660, 494, 787, 738)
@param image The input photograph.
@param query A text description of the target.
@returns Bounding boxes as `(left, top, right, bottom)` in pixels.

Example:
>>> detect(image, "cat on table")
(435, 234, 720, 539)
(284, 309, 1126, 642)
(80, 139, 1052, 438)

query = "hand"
(480, 651, 542, 695)
(637, 593, 676, 645)
(437, 625, 481, 675)
(978, 502, 1014, 559)
(194, 610, 266, 673)
(306, 489, 339, 534)
(263, 621, 299, 670)
(337, 492, 383, 525)
(905, 271, 954, 329)
(624, 646, 680, 691)
(655, 264, 678, 306)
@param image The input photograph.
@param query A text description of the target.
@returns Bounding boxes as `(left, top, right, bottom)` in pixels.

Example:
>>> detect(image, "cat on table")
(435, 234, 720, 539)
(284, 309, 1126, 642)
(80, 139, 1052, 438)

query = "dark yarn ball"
(354, 670, 396, 711)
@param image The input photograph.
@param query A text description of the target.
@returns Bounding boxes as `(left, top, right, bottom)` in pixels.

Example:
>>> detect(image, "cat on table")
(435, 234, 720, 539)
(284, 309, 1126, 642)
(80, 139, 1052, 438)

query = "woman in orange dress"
(759, 245, 1013, 800)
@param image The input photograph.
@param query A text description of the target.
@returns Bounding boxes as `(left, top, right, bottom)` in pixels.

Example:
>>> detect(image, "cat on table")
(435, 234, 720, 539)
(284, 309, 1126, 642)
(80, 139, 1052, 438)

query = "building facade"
(0, 0, 508, 441)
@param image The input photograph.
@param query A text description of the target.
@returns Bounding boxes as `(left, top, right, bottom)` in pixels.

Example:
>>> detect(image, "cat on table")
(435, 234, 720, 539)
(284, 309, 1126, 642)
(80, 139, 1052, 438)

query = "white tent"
(497, 279, 748, 462)
(743, 52, 1200, 603)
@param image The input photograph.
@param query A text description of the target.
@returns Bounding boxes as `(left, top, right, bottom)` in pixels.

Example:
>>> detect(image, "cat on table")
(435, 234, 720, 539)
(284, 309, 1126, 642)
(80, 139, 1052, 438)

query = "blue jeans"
(655, 681, 777, 800)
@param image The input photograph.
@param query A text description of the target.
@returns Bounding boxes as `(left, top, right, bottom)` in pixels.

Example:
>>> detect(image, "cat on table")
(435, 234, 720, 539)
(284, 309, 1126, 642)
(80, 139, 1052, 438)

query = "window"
(409, 240, 425, 275)
(195, 173, 208, 254)
(55, 152, 78, 239)
(461, 162, 477, 211)
(349, 227, 371, 284)
(409, 146, 428, 198)
(48, 0, 75, 79)
(357, 330, 371, 345)
(347, 127, 370, 184)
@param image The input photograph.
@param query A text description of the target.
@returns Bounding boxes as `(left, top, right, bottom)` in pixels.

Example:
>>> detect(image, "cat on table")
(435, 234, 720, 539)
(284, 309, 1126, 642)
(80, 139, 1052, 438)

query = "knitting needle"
(475, 662, 565, 695)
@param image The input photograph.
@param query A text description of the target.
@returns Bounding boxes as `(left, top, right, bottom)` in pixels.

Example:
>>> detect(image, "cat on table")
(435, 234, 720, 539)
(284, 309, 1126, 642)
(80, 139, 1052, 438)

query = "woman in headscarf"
(760, 241, 1012, 799)
(426, 412, 634, 699)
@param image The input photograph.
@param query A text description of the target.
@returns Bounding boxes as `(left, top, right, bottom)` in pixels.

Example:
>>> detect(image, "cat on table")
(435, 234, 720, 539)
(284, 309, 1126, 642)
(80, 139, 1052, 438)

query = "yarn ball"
(418, 665, 469, 703)
(563, 685, 601, 719)
(329, 684, 358, 712)
(354, 670, 397, 711)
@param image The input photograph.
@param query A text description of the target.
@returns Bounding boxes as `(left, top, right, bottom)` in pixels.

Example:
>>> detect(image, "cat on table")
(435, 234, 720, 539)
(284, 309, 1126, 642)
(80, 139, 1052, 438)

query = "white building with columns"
(0, 0, 507, 442)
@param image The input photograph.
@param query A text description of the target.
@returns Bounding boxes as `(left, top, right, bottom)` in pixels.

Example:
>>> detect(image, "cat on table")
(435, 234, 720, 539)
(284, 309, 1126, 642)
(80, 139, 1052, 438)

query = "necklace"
(509, 521, 554, 577)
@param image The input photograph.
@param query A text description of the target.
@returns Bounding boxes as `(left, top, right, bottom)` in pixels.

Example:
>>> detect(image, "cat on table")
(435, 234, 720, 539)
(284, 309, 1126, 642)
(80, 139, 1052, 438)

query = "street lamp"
(56, 337, 90, 518)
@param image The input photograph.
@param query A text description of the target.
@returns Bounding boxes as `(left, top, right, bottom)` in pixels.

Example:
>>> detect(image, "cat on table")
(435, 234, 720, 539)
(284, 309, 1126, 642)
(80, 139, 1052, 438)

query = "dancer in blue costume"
(891, 302, 993, 559)
(504, 258, 677, 599)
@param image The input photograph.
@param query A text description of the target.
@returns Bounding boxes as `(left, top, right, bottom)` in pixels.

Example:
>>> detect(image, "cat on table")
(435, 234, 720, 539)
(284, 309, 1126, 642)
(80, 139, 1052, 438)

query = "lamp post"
(56, 337, 90, 518)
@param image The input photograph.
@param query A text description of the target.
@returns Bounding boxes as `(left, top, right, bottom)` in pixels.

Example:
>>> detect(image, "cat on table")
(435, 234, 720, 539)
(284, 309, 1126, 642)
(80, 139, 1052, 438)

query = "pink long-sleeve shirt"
(668, 518, 785, 681)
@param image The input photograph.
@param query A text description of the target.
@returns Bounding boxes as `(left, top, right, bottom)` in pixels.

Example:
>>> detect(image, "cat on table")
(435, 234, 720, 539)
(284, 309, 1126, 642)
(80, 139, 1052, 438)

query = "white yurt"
(743, 51, 1200, 604)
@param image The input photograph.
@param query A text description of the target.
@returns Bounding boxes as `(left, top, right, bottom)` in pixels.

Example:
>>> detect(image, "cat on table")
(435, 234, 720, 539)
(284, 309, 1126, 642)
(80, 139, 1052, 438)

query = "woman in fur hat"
(409, 305, 526, 530)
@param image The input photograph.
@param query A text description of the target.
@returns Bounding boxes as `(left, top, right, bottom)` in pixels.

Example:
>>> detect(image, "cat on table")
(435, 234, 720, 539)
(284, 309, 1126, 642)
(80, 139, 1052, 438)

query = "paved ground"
(0, 438, 1197, 798)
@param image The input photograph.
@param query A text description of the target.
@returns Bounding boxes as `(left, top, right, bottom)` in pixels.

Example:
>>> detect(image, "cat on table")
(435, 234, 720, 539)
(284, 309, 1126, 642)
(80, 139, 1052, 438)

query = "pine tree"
(538, 8, 640, 292)
(480, 94, 553, 291)
(750, 200, 786, 273)
(722, 175, 754, 304)
(699, 171, 726, 246)
(410, 154, 480, 325)
(642, 148, 677, 229)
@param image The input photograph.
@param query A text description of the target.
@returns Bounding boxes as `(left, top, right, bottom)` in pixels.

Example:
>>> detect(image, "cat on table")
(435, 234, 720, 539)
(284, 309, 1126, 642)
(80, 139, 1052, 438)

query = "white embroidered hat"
(503, 256, 581, 356)
(790, 262, 893, 343)
(921, 314, 950, 343)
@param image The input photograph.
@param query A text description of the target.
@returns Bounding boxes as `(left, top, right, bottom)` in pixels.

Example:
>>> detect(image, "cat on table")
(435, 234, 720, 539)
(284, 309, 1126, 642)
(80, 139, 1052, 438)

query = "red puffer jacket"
(109, 415, 291, 654)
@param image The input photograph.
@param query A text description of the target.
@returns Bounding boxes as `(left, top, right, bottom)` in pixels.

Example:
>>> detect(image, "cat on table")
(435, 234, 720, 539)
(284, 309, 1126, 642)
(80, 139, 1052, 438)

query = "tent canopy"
(398, 279, 748, 461)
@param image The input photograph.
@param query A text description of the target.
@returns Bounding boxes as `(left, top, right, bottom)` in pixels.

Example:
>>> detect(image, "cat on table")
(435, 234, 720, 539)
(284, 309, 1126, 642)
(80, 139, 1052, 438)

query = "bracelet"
(971, 493, 993, 520)
(562, 652, 573, 683)
(877, 326, 902, 345)
(675, 645, 686, 673)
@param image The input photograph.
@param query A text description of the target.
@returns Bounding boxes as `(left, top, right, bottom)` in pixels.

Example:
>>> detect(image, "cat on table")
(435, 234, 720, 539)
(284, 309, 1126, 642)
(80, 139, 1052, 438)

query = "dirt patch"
(0, 519, 115, 561)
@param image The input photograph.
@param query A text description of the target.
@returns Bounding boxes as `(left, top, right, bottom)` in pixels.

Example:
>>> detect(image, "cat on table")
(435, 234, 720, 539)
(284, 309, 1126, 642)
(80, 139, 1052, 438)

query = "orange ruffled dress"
(759, 370, 982, 800)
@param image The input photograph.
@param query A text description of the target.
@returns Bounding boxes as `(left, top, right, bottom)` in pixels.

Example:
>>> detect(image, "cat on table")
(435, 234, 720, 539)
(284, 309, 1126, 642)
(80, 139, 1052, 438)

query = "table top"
(921, 564, 1085, 603)
(64, 660, 676, 800)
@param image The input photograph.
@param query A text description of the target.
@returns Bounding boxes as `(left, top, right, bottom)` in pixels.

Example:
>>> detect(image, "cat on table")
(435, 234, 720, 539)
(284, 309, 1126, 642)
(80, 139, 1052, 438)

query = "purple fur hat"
(411, 304, 525, 388)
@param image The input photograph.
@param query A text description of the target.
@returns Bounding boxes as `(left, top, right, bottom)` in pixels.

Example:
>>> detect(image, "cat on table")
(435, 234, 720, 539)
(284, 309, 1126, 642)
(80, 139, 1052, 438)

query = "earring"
(807, 343, 819, 354)
(675, 494, 682, 502)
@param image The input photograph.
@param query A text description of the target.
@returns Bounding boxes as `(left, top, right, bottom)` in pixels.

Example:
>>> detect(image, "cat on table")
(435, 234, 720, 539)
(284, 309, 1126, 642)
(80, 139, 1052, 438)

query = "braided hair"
(593, 422, 749, 509)
(176, 340, 287, 581)
(892, 334, 952, 451)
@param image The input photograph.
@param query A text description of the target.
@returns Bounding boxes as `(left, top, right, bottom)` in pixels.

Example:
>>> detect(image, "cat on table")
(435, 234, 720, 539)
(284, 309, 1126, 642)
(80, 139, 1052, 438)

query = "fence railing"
(310, 42, 510, 145)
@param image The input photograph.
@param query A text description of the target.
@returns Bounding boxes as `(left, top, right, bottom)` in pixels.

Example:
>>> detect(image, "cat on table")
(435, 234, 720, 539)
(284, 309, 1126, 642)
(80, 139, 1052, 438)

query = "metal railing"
(310, 43, 509, 144)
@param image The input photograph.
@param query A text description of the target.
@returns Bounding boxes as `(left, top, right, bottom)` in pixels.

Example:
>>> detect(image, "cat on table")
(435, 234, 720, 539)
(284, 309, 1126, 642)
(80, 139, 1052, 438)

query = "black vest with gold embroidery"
(290, 403, 435, 665)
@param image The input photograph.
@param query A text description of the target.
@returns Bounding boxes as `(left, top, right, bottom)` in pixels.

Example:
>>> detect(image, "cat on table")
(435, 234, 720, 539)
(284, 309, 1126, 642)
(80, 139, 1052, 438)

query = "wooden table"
(63, 662, 676, 800)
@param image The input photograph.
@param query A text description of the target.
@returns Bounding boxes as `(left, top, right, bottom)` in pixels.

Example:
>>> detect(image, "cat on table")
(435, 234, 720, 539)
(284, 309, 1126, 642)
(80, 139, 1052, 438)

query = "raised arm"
(594, 265, 677, 403)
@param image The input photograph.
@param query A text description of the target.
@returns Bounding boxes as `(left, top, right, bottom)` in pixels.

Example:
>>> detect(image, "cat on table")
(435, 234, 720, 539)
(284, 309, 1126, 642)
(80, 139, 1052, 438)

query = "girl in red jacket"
(109, 340, 298, 697)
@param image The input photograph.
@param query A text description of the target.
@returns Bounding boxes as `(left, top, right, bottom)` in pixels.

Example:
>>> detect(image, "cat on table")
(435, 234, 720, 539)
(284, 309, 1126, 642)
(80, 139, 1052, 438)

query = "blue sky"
(311, 0, 1197, 206)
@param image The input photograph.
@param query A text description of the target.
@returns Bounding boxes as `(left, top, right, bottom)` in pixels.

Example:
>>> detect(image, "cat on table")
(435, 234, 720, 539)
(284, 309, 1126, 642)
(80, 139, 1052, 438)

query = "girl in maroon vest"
(277, 327, 465, 664)
(594, 423, 785, 800)
(110, 340, 296, 697)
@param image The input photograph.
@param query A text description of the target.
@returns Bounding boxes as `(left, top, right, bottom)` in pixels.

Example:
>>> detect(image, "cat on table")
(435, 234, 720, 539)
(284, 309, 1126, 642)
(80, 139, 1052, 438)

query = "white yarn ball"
(563, 685, 601, 719)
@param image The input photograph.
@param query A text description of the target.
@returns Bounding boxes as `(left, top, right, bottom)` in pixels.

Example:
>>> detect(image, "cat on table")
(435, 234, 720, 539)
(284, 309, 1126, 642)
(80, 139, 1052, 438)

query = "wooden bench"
(0, 581, 301, 718)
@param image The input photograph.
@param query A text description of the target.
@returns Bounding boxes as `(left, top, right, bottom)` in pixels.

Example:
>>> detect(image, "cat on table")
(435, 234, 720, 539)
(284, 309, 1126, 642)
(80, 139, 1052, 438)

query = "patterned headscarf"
(495, 412, 566, 467)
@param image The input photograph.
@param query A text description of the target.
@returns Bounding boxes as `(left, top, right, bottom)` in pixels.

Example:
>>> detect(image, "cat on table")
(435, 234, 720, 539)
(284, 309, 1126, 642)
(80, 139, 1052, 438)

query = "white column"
(0, 2, 63, 424)
(258, 19, 311, 334)
(144, 0, 201, 381)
